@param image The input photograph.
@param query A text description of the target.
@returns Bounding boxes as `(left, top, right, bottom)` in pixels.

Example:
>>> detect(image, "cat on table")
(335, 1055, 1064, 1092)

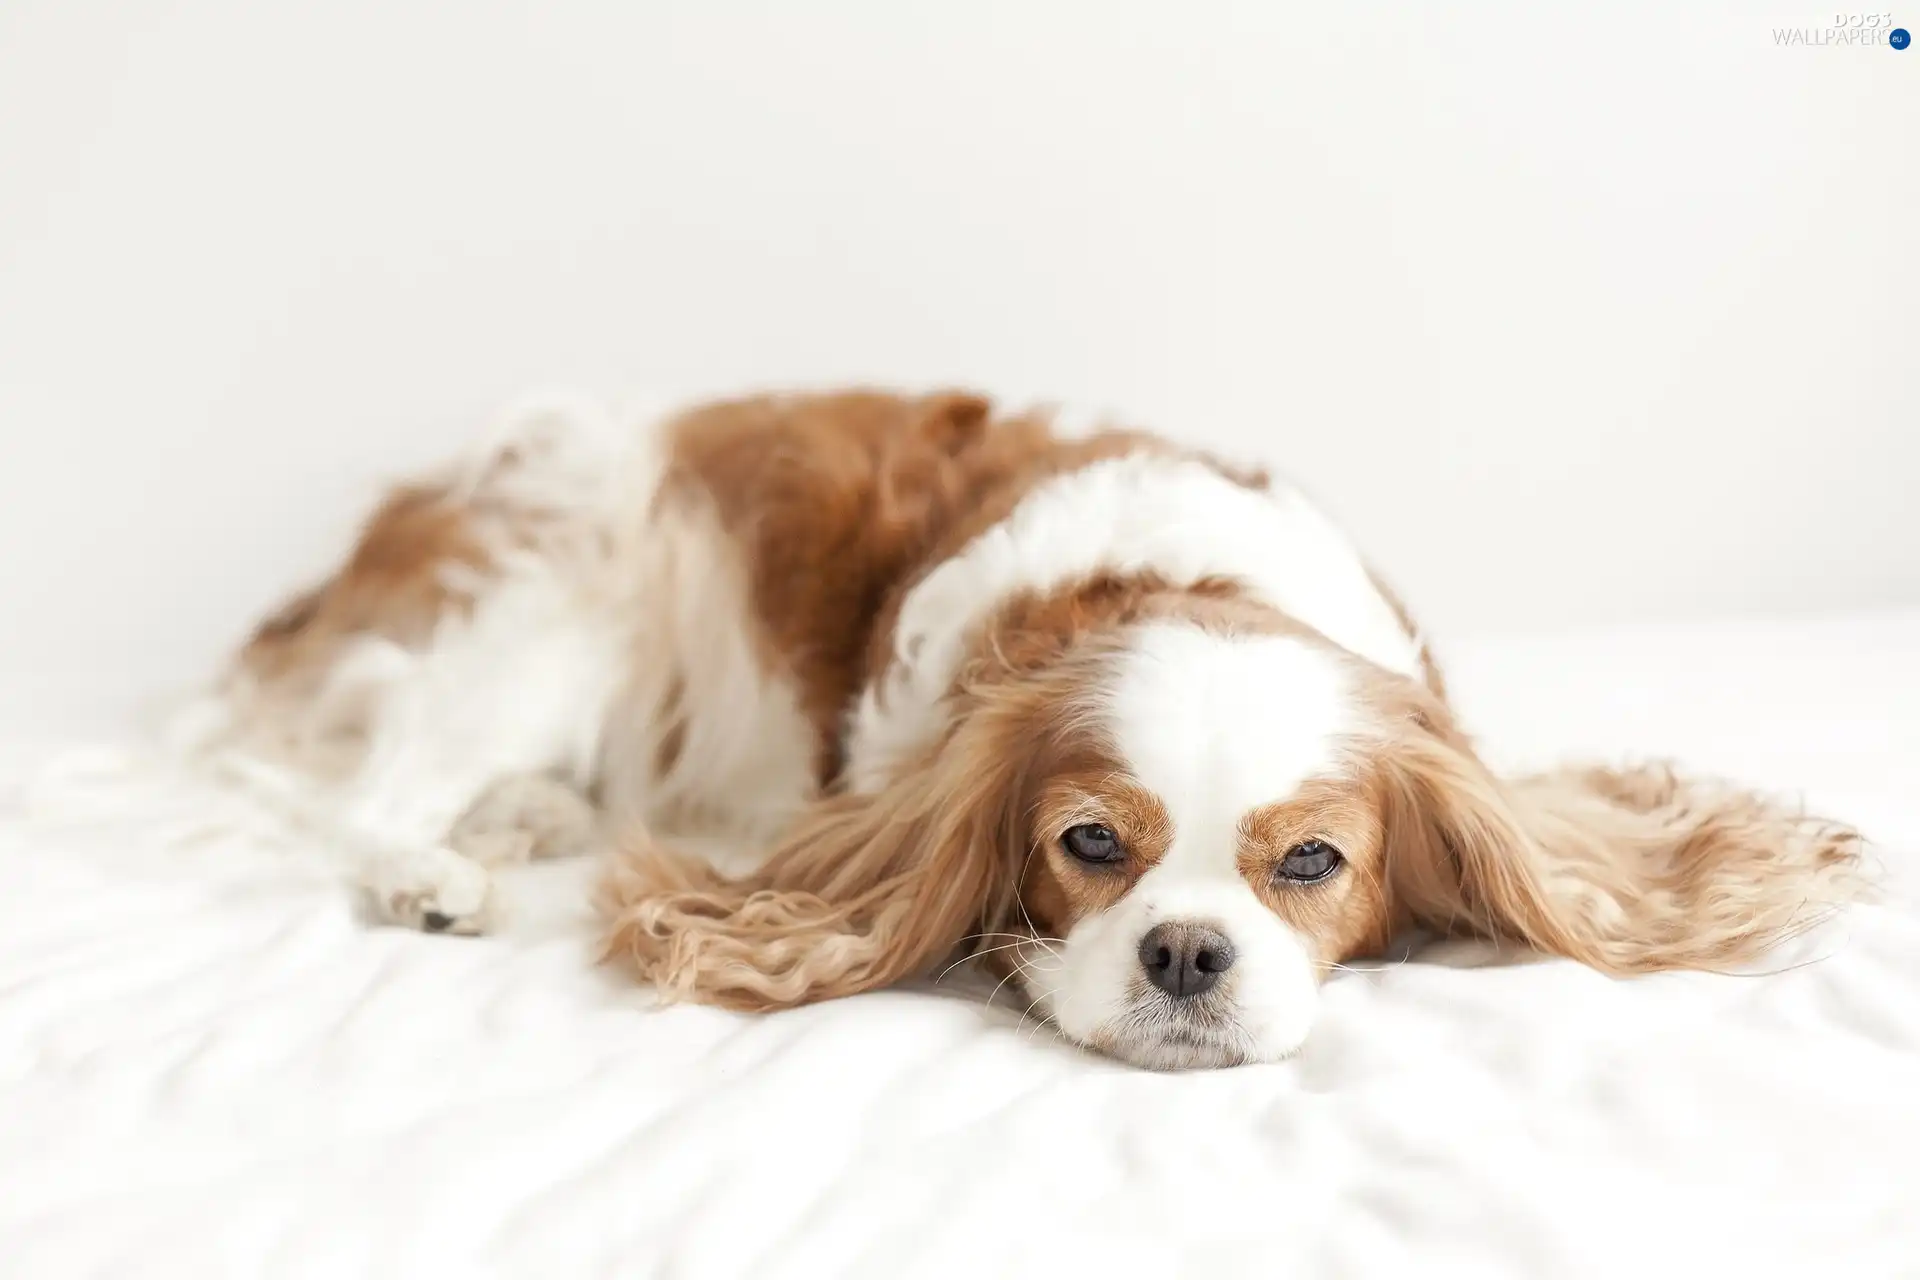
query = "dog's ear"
(598, 687, 1033, 1011)
(1378, 698, 1862, 973)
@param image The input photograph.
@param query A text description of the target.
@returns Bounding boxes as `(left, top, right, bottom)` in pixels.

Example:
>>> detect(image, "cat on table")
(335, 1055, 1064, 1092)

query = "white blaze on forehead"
(1028, 623, 1357, 1066)
(1106, 622, 1358, 858)
(842, 451, 1415, 794)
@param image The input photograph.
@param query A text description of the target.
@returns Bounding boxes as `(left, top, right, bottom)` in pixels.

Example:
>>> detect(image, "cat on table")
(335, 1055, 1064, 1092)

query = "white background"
(1, 0, 1913, 735)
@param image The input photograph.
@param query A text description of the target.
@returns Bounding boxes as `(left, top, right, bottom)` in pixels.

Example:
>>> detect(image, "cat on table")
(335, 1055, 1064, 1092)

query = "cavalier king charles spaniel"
(189, 389, 1861, 1069)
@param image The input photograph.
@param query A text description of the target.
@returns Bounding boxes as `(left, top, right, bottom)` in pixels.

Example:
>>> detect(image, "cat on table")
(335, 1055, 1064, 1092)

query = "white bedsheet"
(3, 612, 1917, 1278)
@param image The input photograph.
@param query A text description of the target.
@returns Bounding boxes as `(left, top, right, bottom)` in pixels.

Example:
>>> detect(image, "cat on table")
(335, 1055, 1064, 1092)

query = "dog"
(187, 388, 1861, 1069)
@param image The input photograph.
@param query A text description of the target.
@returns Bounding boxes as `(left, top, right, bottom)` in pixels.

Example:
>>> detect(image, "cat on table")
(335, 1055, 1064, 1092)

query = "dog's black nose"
(1138, 922, 1235, 998)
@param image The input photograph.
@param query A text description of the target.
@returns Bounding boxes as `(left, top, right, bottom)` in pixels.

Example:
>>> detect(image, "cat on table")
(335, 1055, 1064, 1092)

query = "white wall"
(1, 0, 1914, 733)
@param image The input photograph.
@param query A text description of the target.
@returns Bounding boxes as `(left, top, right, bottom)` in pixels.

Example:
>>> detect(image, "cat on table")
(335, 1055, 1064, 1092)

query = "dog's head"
(603, 608, 1860, 1070)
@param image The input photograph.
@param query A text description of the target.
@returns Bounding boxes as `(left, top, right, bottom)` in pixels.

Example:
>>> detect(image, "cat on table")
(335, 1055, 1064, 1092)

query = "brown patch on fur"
(968, 571, 1251, 686)
(659, 390, 1166, 785)
(654, 389, 1320, 788)
(222, 436, 589, 782)
(239, 483, 491, 686)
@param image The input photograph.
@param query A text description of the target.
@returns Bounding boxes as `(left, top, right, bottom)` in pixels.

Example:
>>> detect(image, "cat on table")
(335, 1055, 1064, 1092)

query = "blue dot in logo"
(1893, 27, 1912, 49)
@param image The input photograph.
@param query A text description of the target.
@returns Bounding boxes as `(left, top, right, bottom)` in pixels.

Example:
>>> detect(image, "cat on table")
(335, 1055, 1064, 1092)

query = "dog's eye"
(1277, 839, 1343, 883)
(1061, 823, 1124, 864)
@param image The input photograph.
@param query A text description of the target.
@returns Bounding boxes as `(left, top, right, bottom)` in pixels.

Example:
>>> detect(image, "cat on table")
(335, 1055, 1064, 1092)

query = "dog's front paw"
(367, 845, 498, 936)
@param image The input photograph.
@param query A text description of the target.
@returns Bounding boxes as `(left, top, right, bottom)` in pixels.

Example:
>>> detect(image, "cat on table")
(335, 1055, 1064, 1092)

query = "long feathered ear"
(1379, 709, 1864, 973)
(596, 697, 1030, 1011)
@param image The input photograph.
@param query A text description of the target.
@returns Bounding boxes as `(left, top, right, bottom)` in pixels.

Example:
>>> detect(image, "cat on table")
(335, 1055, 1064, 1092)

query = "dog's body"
(189, 389, 1860, 1068)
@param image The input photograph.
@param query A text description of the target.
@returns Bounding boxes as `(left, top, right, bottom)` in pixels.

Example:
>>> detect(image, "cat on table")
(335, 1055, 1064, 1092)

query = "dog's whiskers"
(1313, 960, 1392, 975)
(936, 938, 1059, 982)
(1017, 982, 1065, 1046)
(961, 930, 1065, 949)
(981, 954, 1034, 1008)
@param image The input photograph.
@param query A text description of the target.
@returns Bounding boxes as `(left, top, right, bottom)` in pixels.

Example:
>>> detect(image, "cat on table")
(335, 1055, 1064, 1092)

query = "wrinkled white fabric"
(2, 613, 1916, 1279)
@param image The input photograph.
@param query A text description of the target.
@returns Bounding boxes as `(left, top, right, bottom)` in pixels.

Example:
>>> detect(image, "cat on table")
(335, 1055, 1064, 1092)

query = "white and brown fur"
(187, 389, 1863, 1069)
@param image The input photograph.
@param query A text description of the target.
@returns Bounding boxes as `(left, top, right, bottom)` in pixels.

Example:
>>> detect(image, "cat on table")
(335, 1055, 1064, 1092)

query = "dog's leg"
(332, 579, 626, 933)
(341, 748, 602, 937)
(332, 704, 530, 935)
